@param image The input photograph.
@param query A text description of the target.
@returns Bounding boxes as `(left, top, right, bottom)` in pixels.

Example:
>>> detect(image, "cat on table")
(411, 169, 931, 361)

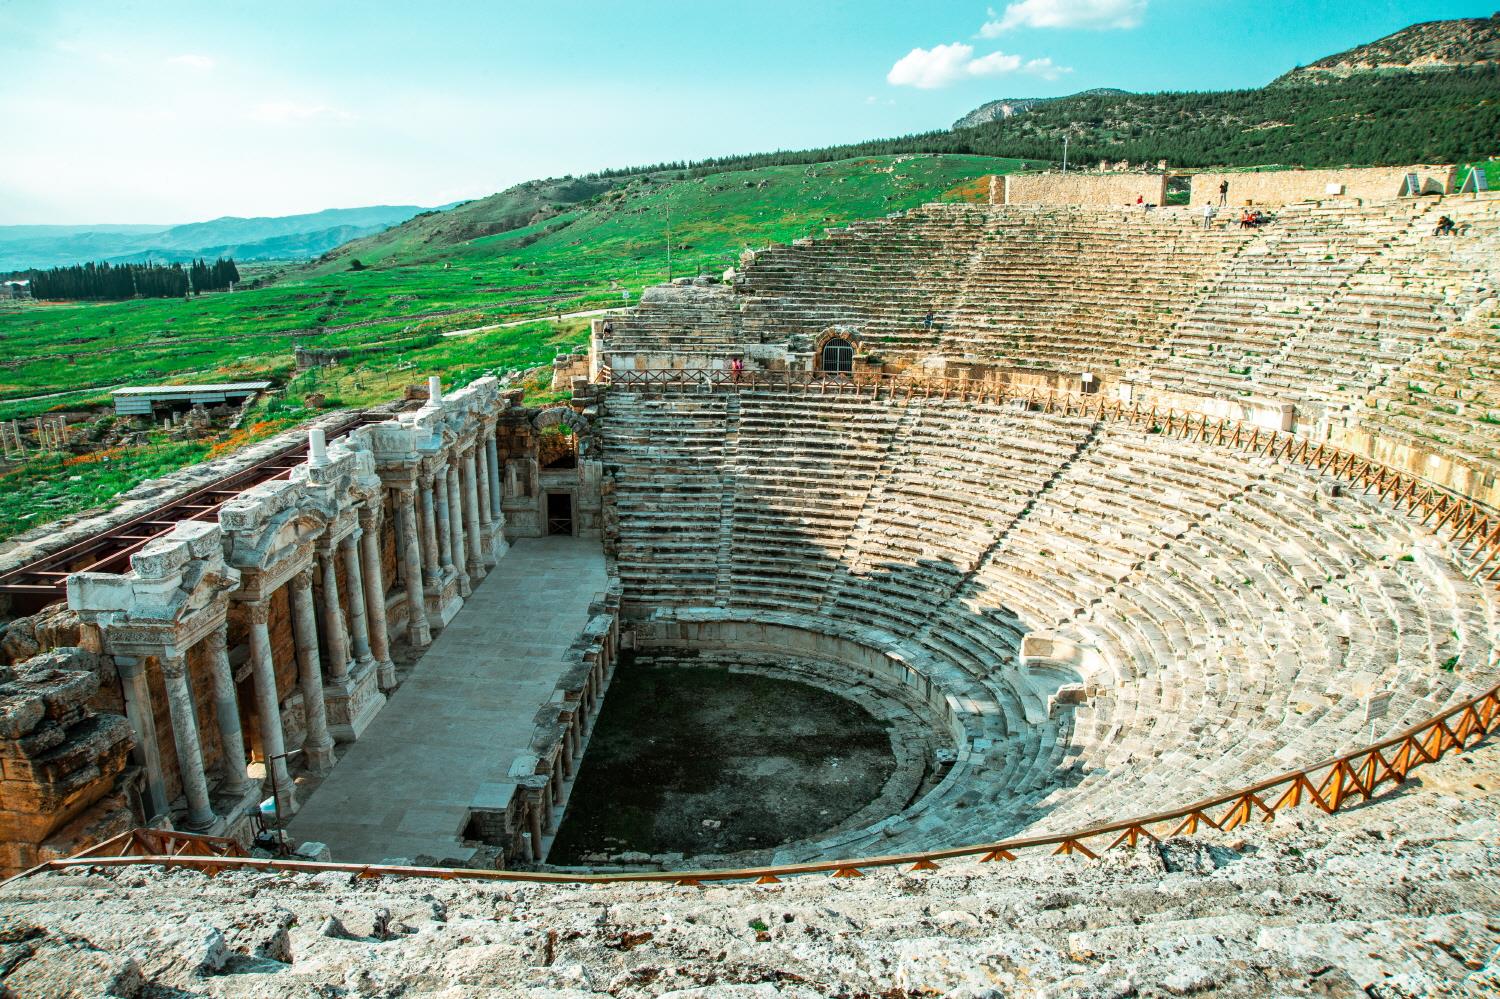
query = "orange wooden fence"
(9, 682, 1496, 888)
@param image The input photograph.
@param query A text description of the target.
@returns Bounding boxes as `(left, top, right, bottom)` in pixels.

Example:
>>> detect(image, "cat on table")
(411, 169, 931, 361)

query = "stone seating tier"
(606, 198, 1500, 498)
(600, 388, 1498, 860)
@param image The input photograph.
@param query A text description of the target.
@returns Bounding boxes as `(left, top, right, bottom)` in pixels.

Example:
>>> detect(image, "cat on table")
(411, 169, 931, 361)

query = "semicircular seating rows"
(601, 388, 1498, 862)
(605, 198, 1500, 441)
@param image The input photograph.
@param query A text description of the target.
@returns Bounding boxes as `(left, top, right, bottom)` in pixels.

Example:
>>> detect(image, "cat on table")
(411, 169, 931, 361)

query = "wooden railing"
(9, 682, 1496, 888)
(7, 368, 1499, 889)
(600, 368, 1500, 580)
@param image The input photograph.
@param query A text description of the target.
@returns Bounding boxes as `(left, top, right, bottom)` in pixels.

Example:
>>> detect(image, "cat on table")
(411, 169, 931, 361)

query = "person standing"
(1202, 203, 1217, 229)
(1219, 179, 1230, 206)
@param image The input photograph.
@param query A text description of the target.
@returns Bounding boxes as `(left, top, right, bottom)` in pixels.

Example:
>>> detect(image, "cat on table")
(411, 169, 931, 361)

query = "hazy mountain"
(0, 206, 438, 271)
(953, 89, 1129, 130)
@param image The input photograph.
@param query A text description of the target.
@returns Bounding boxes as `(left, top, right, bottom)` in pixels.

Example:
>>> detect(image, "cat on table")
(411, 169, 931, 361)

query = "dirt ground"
(548, 651, 897, 863)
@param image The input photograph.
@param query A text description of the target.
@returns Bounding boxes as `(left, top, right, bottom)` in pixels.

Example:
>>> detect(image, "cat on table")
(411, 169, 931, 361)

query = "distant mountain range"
(0, 205, 444, 272)
(952, 14, 1500, 129)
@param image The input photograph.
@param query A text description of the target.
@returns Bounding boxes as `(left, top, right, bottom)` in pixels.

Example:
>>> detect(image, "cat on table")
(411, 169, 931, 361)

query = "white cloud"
(248, 101, 356, 123)
(887, 43, 1070, 89)
(1020, 57, 1070, 80)
(887, 42, 980, 89)
(966, 50, 1024, 75)
(166, 53, 216, 70)
(980, 0, 1146, 34)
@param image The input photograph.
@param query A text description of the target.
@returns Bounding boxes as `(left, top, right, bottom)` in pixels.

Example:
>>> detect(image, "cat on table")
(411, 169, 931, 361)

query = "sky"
(0, 0, 1493, 225)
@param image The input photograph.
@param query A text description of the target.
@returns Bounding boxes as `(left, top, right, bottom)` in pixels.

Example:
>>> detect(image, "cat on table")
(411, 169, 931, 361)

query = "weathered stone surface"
(0, 648, 133, 876)
(1, 743, 1496, 996)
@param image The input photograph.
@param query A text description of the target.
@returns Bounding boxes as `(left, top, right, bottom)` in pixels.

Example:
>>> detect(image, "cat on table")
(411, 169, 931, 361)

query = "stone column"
(340, 529, 376, 671)
(115, 656, 169, 821)
(433, 467, 455, 578)
(418, 473, 442, 589)
(359, 506, 398, 687)
(447, 464, 470, 597)
(475, 439, 492, 529)
(246, 600, 296, 819)
(396, 485, 431, 647)
(485, 432, 503, 522)
(462, 449, 485, 581)
(159, 651, 217, 830)
(204, 622, 250, 795)
(474, 441, 495, 565)
(318, 546, 352, 683)
(289, 568, 335, 773)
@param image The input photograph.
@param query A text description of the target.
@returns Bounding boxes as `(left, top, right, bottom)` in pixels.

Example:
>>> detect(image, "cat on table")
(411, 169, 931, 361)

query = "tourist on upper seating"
(1202, 203, 1217, 229)
(1219, 179, 1230, 206)
(1136, 195, 1144, 206)
(731, 357, 745, 382)
(1433, 215, 1457, 237)
(602, 319, 614, 337)
(923, 309, 935, 330)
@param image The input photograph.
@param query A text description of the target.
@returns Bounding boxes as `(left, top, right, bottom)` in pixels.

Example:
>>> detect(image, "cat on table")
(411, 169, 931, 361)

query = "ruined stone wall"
(1000, 172, 1167, 206)
(1331, 424, 1500, 510)
(550, 352, 590, 391)
(379, 504, 399, 601)
(1189, 166, 1456, 206)
(0, 648, 134, 875)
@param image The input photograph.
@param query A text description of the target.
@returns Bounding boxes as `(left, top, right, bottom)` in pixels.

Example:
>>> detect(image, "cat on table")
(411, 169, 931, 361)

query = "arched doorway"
(820, 337, 854, 374)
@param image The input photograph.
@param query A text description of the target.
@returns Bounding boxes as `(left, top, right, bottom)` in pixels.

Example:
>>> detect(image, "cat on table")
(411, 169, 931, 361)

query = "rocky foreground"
(2, 743, 1497, 999)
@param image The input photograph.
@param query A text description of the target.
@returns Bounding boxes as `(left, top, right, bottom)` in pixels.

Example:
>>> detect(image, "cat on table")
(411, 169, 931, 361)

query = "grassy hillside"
(0, 154, 1015, 538)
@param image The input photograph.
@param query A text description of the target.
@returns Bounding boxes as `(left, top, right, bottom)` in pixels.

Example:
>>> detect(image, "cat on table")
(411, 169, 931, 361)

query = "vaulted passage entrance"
(819, 336, 854, 374)
(547, 492, 574, 536)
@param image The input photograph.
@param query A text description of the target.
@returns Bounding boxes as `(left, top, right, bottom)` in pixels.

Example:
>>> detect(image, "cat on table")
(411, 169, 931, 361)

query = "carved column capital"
(159, 652, 188, 679)
(244, 600, 271, 626)
(290, 566, 315, 593)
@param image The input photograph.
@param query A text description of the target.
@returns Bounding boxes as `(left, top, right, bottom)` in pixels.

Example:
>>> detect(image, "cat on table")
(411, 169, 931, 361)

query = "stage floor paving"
(287, 535, 607, 864)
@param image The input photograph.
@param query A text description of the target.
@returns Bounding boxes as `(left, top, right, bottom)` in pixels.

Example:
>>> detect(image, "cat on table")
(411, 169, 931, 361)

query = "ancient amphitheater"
(2, 171, 1499, 996)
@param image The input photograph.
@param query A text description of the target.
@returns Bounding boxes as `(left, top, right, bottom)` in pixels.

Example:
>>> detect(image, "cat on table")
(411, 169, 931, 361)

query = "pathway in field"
(441, 306, 627, 338)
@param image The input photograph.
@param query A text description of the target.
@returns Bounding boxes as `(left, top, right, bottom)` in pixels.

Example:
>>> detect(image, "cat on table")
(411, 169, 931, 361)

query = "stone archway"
(531, 407, 590, 435)
(814, 328, 861, 374)
(533, 407, 589, 468)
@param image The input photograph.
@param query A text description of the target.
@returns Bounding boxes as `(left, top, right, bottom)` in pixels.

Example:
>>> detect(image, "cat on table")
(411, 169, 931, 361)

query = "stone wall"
(1000, 172, 1168, 207)
(550, 352, 589, 391)
(1330, 424, 1500, 510)
(1189, 166, 1456, 206)
(0, 647, 134, 875)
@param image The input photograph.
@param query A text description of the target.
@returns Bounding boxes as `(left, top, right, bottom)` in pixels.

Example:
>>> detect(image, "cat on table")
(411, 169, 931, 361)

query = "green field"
(0, 154, 1019, 539)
